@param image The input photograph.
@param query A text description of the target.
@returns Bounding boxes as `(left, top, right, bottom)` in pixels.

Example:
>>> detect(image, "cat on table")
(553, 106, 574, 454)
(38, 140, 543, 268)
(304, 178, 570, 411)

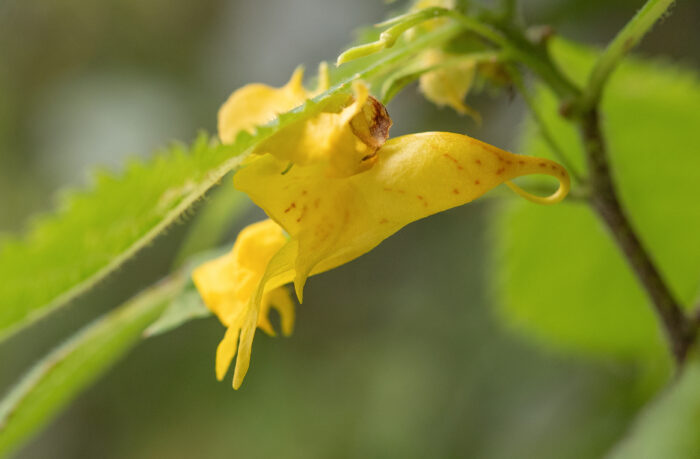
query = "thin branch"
(501, 0, 695, 364)
(580, 0, 675, 111)
(579, 110, 695, 363)
(444, 10, 580, 100)
(572, 0, 695, 363)
(506, 64, 584, 184)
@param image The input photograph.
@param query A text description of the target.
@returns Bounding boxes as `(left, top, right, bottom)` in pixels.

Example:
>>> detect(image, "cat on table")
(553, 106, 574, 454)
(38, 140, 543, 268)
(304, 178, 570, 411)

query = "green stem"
(506, 64, 584, 184)
(338, 7, 454, 65)
(0, 277, 182, 457)
(568, 0, 695, 365)
(500, 0, 518, 22)
(490, 0, 692, 363)
(339, 7, 579, 101)
(580, 0, 675, 111)
(579, 110, 694, 364)
(334, 22, 463, 83)
(445, 10, 580, 100)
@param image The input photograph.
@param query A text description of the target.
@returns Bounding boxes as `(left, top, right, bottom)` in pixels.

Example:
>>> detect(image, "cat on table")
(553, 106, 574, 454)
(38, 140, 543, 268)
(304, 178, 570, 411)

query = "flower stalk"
(579, 0, 676, 112)
(572, 0, 695, 365)
(580, 109, 695, 364)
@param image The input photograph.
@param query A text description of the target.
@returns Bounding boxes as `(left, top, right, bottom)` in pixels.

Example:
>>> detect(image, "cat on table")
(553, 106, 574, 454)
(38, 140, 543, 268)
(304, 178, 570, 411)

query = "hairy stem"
(580, 0, 675, 111)
(580, 110, 695, 363)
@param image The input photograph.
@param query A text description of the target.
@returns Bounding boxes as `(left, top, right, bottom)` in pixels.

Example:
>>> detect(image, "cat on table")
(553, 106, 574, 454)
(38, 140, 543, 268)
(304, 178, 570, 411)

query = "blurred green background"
(1, 0, 698, 458)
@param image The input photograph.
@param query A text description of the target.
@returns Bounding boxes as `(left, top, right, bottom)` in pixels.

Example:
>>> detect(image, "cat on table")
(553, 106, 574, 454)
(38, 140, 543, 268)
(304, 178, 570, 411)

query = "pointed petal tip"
(317, 61, 330, 93)
(232, 362, 249, 390)
(293, 276, 306, 304)
(289, 65, 305, 85)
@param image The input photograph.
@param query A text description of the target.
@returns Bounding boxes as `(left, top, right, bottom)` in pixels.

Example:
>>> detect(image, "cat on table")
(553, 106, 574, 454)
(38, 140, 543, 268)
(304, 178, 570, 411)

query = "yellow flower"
(418, 48, 481, 122)
(194, 67, 569, 388)
(192, 219, 295, 389)
(235, 131, 569, 301)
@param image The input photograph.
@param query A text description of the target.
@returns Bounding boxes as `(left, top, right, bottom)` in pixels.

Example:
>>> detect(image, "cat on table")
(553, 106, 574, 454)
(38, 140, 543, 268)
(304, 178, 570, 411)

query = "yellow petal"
(235, 131, 569, 300)
(235, 157, 356, 298)
(419, 49, 481, 122)
(216, 325, 239, 381)
(192, 219, 291, 387)
(232, 308, 258, 389)
(316, 61, 330, 94)
(190, 251, 238, 320)
(218, 63, 332, 145)
(218, 67, 308, 144)
(258, 286, 296, 336)
(254, 81, 391, 177)
(257, 286, 296, 336)
(231, 239, 299, 388)
(192, 220, 288, 322)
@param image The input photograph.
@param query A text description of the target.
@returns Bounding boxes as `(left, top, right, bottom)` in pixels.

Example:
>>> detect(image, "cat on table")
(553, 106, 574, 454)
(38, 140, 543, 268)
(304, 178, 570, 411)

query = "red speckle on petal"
(453, 188, 460, 194)
(475, 180, 480, 185)
(296, 205, 308, 223)
(443, 153, 464, 170)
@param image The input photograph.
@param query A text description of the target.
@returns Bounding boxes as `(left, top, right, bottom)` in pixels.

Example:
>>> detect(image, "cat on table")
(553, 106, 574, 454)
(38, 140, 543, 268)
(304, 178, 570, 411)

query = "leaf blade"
(0, 276, 184, 458)
(494, 40, 700, 360)
(607, 356, 700, 458)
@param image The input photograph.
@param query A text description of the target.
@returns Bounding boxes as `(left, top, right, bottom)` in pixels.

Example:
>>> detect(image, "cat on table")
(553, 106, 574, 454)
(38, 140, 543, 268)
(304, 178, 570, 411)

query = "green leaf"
(607, 355, 700, 458)
(494, 39, 700, 360)
(0, 276, 184, 458)
(143, 288, 209, 338)
(0, 20, 463, 344)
